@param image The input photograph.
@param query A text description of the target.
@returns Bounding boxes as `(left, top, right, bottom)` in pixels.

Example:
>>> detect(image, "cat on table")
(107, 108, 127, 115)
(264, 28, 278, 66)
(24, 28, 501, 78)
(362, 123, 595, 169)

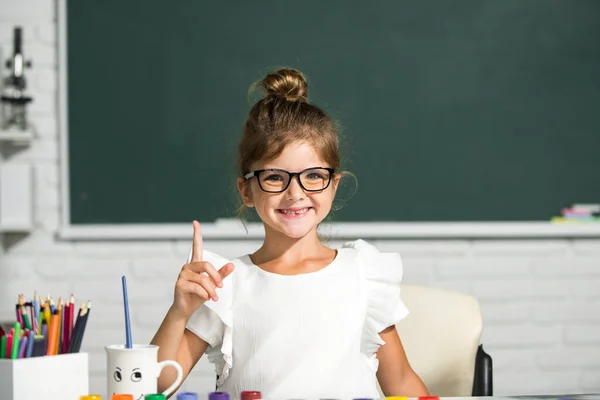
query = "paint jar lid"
(209, 392, 230, 400)
(178, 393, 199, 400)
(145, 395, 167, 400)
(112, 395, 133, 400)
(241, 391, 262, 400)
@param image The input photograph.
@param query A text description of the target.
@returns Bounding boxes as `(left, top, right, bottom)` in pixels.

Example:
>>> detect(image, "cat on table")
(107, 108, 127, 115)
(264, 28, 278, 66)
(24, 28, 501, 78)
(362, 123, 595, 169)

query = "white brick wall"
(1, 1, 599, 397)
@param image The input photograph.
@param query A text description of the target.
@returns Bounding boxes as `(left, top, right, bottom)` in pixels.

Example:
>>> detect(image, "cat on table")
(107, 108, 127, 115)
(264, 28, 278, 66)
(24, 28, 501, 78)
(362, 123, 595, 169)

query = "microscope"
(1, 27, 33, 131)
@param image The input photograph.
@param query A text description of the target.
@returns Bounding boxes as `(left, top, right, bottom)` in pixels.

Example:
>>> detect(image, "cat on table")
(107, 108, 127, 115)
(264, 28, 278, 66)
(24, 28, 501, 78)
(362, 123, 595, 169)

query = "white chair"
(377, 284, 491, 397)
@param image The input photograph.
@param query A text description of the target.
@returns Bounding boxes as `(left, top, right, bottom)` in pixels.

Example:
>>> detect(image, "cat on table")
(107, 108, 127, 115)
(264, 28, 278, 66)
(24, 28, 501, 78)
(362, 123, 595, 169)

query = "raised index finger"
(191, 220, 203, 262)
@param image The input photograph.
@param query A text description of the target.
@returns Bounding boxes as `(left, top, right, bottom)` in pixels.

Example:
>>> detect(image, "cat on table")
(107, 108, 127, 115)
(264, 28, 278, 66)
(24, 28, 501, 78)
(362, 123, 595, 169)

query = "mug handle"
(157, 360, 183, 397)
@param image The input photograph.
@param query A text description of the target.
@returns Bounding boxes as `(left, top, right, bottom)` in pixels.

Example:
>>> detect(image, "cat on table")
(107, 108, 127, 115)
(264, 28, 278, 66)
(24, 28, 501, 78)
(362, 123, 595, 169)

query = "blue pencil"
(122, 275, 132, 348)
(33, 292, 40, 322)
(26, 331, 35, 357)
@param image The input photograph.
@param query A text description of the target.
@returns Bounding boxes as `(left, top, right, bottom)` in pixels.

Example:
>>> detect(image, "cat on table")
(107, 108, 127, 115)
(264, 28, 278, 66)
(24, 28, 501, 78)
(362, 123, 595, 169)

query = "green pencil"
(11, 322, 21, 359)
(0, 335, 6, 358)
(21, 306, 32, 331)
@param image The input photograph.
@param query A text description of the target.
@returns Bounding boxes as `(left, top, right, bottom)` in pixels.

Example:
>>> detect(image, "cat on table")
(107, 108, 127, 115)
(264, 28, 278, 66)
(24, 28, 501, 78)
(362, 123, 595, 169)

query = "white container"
(0, 353, 89, 400)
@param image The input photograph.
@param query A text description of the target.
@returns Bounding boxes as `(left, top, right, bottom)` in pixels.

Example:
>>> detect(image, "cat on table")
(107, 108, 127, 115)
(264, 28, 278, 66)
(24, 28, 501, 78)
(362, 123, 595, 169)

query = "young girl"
(151, 68, 429, 400)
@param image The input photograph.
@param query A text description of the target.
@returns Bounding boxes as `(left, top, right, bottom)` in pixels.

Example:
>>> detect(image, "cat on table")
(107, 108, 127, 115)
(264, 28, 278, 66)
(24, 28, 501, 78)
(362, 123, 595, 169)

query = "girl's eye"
(263, 173, 285, 181)
(306, 172, 325, 180)
(114, 370, 122, 382)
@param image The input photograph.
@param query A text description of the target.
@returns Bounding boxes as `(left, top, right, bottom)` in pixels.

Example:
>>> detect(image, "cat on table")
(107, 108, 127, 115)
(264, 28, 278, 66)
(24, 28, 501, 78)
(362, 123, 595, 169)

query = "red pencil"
(6, 333, 13, 358)
(62, 303, 70, 354)
(69, 295, 75, 342)
(56, 298, 63, 354)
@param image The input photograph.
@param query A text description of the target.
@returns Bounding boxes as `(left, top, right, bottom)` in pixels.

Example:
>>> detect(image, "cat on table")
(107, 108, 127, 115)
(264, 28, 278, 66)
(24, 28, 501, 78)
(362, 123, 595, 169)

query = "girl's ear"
(332, 173, 341, 193)
(237, 177, 255, 207)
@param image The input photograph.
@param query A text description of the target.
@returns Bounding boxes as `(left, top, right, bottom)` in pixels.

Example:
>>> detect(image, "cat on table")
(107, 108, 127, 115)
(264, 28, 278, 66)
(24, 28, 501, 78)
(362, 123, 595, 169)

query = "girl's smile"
(277, 206, 313, 218)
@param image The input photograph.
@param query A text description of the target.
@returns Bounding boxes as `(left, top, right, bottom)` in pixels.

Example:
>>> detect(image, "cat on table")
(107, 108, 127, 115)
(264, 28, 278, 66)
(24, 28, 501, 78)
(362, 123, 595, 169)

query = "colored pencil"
(6, 334, 13, 359)
(11, 322, 21, 359)
(68, 302, 85, 353)
(33, 291, 40, 321)
(71, 301, 91, 353)
(69, 294, 75, 340)
(41, 319, 48, 354)
(26, 330, 35, 357)
(15, 304, 22, 327)
(18, 335, 28, 358)
(20, 305, 32, 331)
(57, 298, 63, 354)
(43, 302, 51, 325)
(62, 302, 70, 354)
(46, 310, 59, 356)
(0, 335, 6, 358)
(17, 295, 25, 327)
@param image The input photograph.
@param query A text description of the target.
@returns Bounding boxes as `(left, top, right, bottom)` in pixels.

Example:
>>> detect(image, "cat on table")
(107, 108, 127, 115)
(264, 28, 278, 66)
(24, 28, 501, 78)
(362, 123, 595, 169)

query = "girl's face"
(238, 141, 340, 240)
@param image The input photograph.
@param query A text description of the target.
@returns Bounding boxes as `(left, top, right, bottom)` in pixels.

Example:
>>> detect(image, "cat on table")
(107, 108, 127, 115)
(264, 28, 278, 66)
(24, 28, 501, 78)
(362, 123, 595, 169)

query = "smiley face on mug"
(112, 365, 146, 400)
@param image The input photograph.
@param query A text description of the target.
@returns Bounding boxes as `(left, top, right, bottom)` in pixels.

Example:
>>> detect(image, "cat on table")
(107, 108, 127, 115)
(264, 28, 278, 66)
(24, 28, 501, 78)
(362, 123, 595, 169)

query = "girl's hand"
(172, 221, 234, 320)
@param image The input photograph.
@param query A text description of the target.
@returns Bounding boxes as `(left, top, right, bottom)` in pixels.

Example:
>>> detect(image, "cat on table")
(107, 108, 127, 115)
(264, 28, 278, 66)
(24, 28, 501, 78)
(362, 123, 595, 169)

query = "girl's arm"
(151, 306, 209, 394)
(152, 221, 234, 395)
(376, 325, 430, 397)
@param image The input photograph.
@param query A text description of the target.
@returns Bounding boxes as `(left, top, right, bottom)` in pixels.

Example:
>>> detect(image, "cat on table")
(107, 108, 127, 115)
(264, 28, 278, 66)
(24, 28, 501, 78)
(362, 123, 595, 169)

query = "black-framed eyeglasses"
(244, 167, 335, 193)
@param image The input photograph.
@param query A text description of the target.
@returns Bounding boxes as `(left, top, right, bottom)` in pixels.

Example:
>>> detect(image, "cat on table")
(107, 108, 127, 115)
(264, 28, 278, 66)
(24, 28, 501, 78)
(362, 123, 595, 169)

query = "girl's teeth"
(281, 208, 308, 215)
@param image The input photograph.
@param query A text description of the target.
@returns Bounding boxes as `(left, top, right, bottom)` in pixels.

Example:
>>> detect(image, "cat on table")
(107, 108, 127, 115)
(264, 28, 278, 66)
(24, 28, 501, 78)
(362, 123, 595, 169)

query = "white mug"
(105, 344, 183, 400)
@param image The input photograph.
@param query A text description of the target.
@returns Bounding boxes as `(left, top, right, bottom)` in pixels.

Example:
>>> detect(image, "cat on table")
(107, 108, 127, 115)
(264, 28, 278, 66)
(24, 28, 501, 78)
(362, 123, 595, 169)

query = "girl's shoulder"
(338, 239, 404, 282)
(342, 240, 409, 351)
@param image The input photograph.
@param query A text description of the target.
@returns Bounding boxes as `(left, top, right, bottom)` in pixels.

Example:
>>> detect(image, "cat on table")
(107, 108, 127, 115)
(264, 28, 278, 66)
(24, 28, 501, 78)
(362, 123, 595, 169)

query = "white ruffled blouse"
(186, 240, 409, 400)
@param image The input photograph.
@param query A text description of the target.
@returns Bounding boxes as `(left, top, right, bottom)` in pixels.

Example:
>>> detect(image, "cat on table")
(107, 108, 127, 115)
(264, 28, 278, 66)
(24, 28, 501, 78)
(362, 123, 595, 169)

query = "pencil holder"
(0, 352, 89, 400)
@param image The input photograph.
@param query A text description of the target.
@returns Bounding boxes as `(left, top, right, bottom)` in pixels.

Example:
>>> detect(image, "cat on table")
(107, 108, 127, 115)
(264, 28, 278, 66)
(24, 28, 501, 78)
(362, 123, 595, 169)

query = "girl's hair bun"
(258, 67, 308, 102)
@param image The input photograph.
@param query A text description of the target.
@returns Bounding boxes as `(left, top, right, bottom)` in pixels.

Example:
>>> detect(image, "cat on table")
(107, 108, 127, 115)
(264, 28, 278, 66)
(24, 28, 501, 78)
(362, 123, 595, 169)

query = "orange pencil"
(46, 310, 60, 356)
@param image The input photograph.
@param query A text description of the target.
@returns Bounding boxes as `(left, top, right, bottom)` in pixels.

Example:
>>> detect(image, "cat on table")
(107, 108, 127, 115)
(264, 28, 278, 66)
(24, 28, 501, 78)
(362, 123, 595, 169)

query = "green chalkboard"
(65, 0, 600, 224)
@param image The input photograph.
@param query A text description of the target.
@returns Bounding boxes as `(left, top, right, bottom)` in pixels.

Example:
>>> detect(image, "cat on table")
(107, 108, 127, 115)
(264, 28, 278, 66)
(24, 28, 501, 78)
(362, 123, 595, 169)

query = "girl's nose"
(285, 175, 306, 201)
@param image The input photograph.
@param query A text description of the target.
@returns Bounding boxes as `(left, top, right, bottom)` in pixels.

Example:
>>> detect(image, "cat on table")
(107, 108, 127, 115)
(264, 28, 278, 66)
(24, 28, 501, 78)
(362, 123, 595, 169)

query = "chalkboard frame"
(56, 0, 600, 240)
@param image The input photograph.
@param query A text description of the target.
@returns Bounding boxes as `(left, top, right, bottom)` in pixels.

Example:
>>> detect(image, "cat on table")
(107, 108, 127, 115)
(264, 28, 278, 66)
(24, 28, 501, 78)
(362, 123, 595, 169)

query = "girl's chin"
(268, 216, 319, 238)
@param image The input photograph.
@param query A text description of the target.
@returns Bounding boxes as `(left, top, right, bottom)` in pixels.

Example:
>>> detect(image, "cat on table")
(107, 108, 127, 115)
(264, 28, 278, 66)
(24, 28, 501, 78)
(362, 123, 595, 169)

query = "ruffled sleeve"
(341, 239, 409, 356)
(184, 249, 234, 386)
